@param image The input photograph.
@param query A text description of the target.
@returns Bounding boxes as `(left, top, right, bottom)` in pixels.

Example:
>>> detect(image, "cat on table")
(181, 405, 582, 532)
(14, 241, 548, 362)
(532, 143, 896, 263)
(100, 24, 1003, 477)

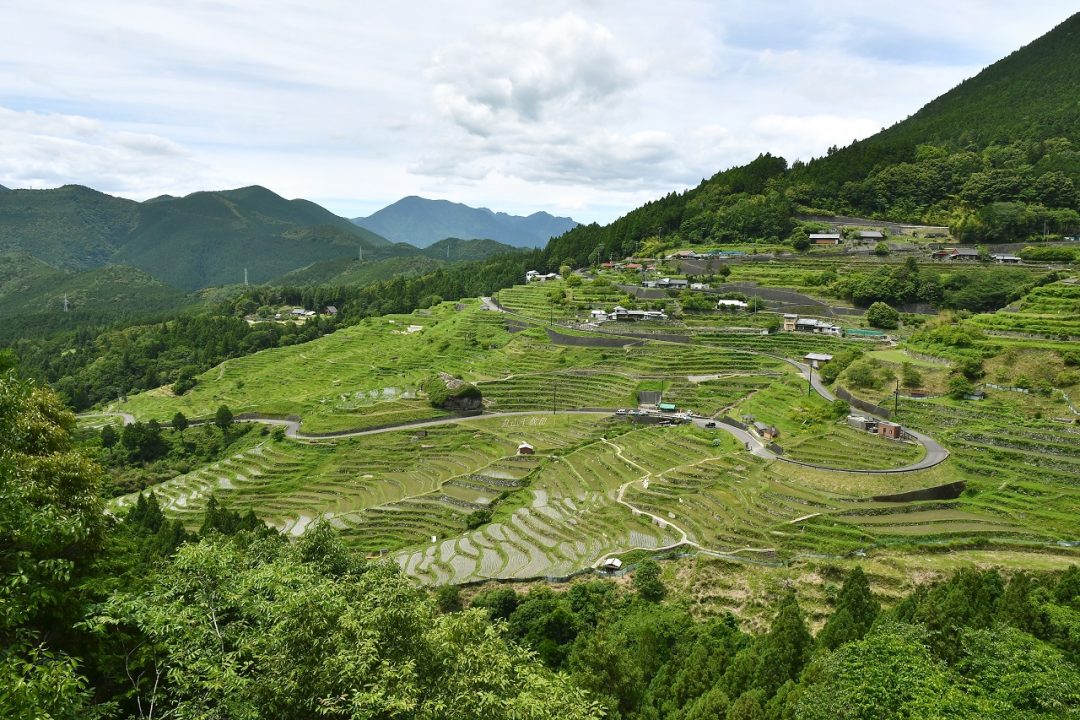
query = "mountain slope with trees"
(544, 12, 1080, 269)
(0, 184, 397, 290)
(354, 195, 579, 248)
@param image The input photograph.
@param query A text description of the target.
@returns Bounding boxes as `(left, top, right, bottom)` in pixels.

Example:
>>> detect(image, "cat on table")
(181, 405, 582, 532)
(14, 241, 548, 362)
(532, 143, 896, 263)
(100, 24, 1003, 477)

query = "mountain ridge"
(353, 195, 578, 248)
(544, 11, 1080, 267)
(0, 184, 398, 290)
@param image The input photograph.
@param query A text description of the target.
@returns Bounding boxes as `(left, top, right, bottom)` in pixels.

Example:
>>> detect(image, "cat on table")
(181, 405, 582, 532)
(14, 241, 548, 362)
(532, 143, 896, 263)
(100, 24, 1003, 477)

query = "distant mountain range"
(353, 196, 579, 248)
(0, 184, 529, 337)
(0, 184, 401, 290)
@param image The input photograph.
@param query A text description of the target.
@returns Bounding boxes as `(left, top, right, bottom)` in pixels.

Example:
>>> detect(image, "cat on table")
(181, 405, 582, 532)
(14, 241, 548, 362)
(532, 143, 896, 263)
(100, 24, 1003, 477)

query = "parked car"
(704, 421, 717, 428)
(615, 408, 627, 415)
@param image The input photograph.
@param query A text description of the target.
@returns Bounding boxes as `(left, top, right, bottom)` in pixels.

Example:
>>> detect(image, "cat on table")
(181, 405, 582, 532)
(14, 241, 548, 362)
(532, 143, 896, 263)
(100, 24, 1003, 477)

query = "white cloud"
(429, 13, 639, 135)
(0, 106, 211, 195)
(0, 1, 1076, 224)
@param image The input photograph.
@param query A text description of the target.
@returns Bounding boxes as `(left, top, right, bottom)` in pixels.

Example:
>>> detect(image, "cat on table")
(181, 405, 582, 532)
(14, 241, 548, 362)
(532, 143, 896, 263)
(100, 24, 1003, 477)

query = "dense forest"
(2, 367, 1078, 719)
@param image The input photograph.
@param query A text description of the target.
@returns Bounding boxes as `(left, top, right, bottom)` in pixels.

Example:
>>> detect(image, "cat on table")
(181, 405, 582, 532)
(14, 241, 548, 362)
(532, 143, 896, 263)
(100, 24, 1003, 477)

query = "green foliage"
(865, 301, 899, 330)
(633, 558, 666, 601)
(819, 348, 864, 385)
(171, 411, 188, 436)
(796, 619, 978, 719)
(818, 567, 880, 650)
(0, 372, 105, 720)
(120, 419, 168, 462)
(435, 584, 463, 613)
(471, 588, 520, 621)
(465, 508, 493, 529)
(423, 374, 483, 410)
(94, 538, 601, 720)
(755, 590, 812, 695)
(214, 404, 233, 433)
(900, 362, 923, 389)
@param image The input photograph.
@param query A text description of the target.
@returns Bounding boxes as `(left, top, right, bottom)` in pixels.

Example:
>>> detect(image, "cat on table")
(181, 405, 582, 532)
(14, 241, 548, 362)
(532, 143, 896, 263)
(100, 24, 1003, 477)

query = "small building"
(783, 313, 799, 332)
(753, 421, 779, 440)
(625, 262, 643, 270)
(992, 254, 1021, 264)
(877, 421, 902, 439)
(690, 282, 711, 290)
(717, 299, 749, 310)
(858, 230, 884, 241)
(948, 248, 980, 261)
(525, 270, 562, 282)
(804, 352, 833, 368)
(794, 317, 843, 337)
(658, 402, 678, 413)
(590, 308, 608, 321)
(323, 305, 338, 316)
(656, 277, 689, 289)
(847, 415, 878, 432)
(610, 307, 667, 322)
(517, 441, 535, 455)
(809, 233, 842, 245)
(601, 557, 623, 571)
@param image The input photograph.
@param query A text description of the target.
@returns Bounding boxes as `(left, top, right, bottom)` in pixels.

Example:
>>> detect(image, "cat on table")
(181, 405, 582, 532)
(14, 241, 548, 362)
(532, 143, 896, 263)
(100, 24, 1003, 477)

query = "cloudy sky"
(1, 1, 1075, 223)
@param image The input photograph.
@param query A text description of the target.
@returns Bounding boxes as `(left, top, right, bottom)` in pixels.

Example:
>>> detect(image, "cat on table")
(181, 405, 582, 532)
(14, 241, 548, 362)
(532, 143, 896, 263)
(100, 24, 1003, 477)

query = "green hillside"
(271, 239, 517, 286)
(0, 184, 397, 290)
(545, 13, 1080, 268)
(0, 253, 192, 342)
(272, 255, 448, 286)
(419, 237, 517, 261)
(0, 185, 140, 270)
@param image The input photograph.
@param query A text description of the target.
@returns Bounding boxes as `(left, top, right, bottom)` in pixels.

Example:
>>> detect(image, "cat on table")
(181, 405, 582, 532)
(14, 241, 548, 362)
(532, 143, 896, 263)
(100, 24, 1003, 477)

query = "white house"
(794, 317, 843, 336)
(716, 299, 749, 310)
(690, 282, 711, 290)
(525, 270, 562, 283)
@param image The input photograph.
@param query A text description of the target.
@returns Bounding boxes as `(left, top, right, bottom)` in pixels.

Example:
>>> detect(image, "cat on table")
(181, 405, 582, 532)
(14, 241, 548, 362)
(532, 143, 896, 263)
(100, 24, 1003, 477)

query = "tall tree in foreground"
(0, 370, 104, 718)
(95, 534, 603, 720)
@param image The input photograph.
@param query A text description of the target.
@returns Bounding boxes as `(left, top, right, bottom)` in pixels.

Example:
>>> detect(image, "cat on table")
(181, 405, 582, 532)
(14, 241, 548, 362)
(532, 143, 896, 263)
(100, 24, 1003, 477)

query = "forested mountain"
(354, 195, 579, 248)
(269, 238, 516, 286)
(0, 184, 395, 290)
(0, 253, 191, 343)
(544, 13, 1080, 269)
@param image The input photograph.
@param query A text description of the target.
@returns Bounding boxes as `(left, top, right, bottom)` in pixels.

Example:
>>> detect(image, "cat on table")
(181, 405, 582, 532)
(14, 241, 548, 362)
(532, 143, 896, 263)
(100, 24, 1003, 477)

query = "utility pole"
(358, 245, 364, 262)
(447, 240, 451, 260)
(894, 378, 900, 416)
(807, 363, 813, 396)
(244, 268, 248, 287)
(62, 294, 69, 312)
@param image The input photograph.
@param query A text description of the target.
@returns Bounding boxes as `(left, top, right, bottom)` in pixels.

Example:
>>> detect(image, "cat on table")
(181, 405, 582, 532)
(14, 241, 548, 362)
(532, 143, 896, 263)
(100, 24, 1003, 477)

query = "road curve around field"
(484, 299, 950, 474)
(81, 299, 947, 474)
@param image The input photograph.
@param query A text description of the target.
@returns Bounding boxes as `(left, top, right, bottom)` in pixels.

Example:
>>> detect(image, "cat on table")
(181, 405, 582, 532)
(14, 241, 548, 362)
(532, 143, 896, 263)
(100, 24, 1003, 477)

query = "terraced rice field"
(782, 425, 926, 470)
(968, 280, 1080, 338)
(897, 398, 1080, 539)
(692, 329, 866, 356)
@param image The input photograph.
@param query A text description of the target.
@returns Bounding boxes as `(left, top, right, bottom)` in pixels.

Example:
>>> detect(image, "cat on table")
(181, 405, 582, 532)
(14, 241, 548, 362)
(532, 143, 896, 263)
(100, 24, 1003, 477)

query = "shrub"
(866, 302, 900, 330)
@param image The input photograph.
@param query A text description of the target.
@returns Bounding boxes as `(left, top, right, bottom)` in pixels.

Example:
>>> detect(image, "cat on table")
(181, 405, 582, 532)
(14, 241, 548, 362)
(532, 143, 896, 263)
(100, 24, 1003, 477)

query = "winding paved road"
(79, 301, 948, 474)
